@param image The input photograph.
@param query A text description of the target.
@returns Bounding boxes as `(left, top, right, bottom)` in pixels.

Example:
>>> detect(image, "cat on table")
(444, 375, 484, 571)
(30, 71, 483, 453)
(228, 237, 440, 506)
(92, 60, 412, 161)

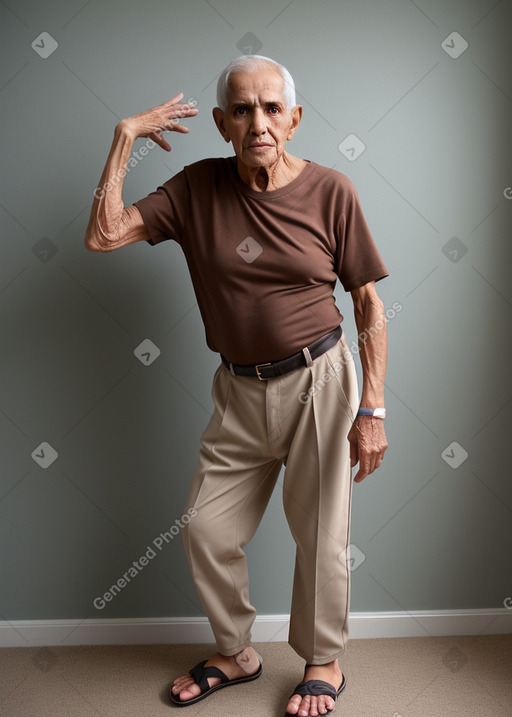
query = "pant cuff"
(288, 641, 348, 665)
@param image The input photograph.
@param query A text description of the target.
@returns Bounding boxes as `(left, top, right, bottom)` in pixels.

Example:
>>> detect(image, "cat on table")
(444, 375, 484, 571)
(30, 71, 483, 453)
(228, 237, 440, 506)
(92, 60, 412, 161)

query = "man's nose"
(250, 108, 266, 135)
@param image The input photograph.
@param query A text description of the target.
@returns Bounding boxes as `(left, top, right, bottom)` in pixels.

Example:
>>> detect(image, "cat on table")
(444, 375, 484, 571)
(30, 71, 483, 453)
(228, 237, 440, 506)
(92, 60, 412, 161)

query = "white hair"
(216, 55, 296, 111)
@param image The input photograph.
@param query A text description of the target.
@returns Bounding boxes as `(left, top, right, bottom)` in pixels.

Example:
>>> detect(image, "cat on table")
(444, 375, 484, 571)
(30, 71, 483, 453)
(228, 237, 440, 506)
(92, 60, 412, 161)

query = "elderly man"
(85, 55, 388, 717)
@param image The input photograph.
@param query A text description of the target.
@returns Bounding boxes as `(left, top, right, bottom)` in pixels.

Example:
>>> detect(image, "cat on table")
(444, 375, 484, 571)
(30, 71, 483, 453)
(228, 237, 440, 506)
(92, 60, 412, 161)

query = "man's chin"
(239, 148, 279, 167)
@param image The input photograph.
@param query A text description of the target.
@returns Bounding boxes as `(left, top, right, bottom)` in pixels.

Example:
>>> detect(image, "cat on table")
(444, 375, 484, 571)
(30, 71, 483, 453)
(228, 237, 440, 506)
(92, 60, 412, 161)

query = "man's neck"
(237, 153, 308, 192)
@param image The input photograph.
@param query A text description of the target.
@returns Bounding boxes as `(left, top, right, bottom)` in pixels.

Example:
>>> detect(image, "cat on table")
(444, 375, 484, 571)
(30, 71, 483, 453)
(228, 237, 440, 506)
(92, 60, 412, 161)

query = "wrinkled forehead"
(226, 68, 286, 105)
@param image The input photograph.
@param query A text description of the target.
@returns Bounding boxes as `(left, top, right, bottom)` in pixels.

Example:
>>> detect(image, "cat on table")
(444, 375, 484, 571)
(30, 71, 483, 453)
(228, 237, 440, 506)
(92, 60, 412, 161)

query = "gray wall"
(1, 0, 511, 624)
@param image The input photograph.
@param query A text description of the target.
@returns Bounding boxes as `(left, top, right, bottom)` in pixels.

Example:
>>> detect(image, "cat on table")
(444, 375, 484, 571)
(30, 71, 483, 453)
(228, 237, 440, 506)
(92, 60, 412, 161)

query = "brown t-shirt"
(133, 157, 388, 364)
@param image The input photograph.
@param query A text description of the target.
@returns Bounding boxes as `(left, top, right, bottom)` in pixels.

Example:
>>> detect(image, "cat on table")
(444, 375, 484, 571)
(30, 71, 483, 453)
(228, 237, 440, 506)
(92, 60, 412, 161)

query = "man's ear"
(287, 104, 303, 141)
(212, 107, 231, 143)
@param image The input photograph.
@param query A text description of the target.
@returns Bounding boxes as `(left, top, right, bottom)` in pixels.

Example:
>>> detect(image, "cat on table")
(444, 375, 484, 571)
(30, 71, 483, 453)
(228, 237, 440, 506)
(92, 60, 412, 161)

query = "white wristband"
(357, 407, 386, 419)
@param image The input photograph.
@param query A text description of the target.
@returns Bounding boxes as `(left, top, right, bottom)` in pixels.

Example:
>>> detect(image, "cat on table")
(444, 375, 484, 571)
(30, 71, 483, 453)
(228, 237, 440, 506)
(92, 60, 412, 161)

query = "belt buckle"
(255, 362, 272, 380)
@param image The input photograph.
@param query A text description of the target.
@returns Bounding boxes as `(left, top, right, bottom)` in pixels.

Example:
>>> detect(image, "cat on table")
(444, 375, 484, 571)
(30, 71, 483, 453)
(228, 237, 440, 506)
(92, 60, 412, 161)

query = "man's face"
(213, 67, 302, 170)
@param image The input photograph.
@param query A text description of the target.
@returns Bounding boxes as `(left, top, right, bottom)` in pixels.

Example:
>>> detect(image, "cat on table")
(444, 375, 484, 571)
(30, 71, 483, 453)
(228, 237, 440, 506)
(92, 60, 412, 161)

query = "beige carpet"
(1, 635, 511, 716)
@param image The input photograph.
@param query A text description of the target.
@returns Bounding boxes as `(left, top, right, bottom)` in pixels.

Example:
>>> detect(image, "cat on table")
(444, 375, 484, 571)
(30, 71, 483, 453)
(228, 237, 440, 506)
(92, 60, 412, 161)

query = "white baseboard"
(1, 609, 510, 647)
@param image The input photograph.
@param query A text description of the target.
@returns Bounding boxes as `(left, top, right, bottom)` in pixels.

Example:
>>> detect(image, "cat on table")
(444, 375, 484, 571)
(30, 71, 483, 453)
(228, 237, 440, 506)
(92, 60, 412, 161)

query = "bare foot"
(286, 661, 344, 717)
(170, 645, 260, 703)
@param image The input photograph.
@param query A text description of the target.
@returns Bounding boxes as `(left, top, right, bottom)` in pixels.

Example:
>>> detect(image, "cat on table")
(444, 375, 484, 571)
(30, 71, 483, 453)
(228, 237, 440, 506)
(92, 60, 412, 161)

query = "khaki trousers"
(182, 333, 359, 665)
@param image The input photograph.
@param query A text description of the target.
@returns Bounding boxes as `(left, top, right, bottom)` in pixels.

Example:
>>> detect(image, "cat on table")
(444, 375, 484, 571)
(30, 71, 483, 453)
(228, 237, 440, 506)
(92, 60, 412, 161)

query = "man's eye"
(268, 106, 279, 114)
(235, 107, 248, 116)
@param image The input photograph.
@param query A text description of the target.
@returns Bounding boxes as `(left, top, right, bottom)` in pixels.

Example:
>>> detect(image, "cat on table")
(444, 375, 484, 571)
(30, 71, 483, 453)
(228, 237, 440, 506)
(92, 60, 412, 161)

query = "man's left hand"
(348, 417, 388, 483)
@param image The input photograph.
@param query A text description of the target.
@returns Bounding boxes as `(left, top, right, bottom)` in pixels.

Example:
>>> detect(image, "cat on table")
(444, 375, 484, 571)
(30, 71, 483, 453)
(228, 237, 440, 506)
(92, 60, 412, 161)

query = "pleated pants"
(181, 332, 359, 665)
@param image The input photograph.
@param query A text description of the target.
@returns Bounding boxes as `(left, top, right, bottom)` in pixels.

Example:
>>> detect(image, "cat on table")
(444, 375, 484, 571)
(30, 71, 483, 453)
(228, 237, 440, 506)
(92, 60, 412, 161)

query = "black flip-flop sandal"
(285, 674, 346, 716)
(169, 658, 263, 707)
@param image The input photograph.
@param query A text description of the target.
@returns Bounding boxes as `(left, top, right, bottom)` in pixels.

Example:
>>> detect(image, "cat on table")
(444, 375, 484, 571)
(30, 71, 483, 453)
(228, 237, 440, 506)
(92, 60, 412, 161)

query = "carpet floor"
(1, 635, 511, 716)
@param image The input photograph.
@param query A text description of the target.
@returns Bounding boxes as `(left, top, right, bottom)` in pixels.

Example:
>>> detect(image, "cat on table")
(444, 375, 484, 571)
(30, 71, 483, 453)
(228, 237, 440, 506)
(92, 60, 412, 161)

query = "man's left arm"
(348, 280, 389, 483)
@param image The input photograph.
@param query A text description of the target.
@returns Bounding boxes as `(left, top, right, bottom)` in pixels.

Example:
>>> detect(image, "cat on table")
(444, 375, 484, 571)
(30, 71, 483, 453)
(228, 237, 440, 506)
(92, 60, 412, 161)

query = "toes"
(173, 685, 199, 701)
(297, 695, 311, 717)
(286, 694, 302, 715)
(316, 695, 334, 715)
(171, 675, 193, 692)
(307, 695, 320, 717)
(174, 688, 191, 701)
(171, 675, 201, 701)
(304, 697, 317, 717)
(286, 694, 336, 717)
(317, 695, 335, 714)
(171, 674, 223, 703)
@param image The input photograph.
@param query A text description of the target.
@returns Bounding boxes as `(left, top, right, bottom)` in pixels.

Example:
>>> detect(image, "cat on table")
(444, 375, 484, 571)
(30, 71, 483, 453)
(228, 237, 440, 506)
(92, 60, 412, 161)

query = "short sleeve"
(335, 187, 389, 291)
(132, 170, 190, 246)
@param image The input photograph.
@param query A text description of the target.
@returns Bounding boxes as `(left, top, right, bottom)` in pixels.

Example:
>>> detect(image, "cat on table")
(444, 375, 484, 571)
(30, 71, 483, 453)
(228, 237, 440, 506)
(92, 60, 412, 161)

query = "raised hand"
(119, 93, 199, 151)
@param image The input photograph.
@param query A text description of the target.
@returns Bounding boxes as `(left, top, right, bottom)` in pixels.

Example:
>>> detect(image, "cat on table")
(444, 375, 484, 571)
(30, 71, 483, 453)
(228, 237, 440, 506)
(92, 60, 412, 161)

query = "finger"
(174, 103, 199, 114)
(367, 452, 379, 476)
(353, 454, 367, 482)
(164, 92, 184, 106)
(368, 451, 378, 474)
(361, 449, 384, 479)
(148, 131, 172, 151)
(165, 107, 198, 124)
(371, 444, 387, 471)
(160, 118, 194, 135)
(374, 453, 384, 471)
(151, 133, 171, 151)
(169, 122, 191, 133)
(353, 466, 366, 483)
(162, 97, 198, 117)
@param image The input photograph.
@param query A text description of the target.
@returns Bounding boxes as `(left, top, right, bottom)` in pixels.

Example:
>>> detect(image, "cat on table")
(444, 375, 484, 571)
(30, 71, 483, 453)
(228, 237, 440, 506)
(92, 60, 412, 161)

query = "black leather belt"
(221, 325, 342, 380)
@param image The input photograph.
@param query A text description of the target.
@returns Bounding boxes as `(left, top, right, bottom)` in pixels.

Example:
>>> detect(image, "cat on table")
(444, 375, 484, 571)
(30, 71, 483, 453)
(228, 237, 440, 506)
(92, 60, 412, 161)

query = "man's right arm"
(85, 93, 198, 252)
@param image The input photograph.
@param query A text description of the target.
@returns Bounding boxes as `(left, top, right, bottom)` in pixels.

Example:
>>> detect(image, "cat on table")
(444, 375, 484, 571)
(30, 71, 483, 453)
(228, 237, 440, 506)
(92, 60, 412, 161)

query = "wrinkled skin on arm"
(85, 93, 198, 252)
(348, 281, 389, 483)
